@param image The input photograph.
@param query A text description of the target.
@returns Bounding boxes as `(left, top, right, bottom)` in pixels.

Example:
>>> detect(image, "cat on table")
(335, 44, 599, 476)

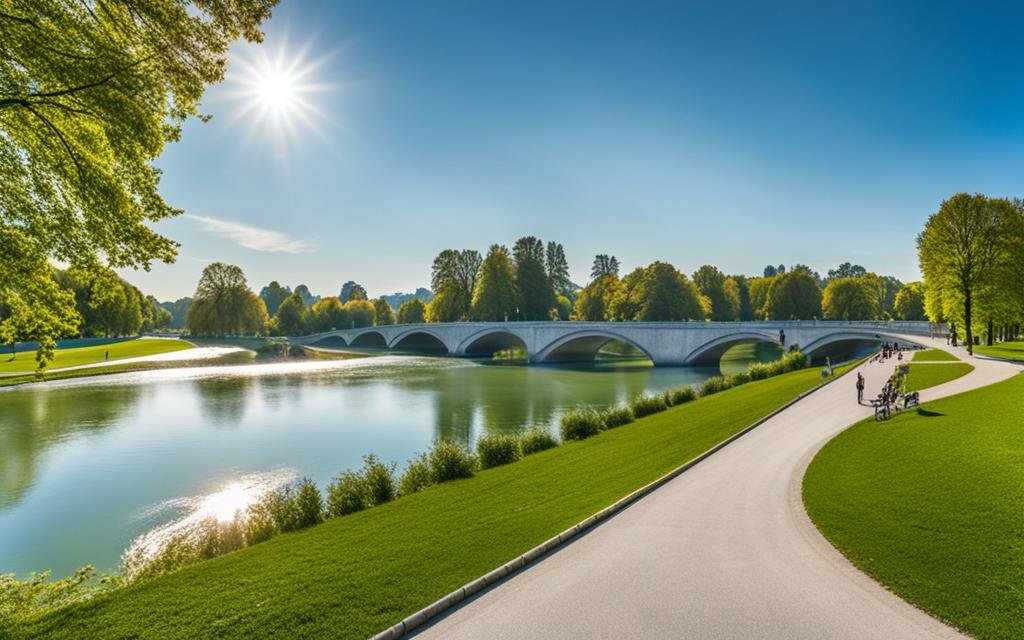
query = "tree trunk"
(987, 319, 994, 346)
(964, 287, 973, 355)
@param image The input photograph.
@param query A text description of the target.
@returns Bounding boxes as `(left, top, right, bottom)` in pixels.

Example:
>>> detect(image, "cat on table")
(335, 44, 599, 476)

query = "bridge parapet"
(293, 321, 938, 367)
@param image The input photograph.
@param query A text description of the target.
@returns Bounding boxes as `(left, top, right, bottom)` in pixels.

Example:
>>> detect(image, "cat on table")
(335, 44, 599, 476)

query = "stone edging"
(370, 364, 859, 640)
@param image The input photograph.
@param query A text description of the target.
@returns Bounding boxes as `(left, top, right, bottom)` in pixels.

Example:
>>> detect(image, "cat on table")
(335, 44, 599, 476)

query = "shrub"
(243, 496, 278, 545)
(560, 406, 603, 440)
(667, 385, 697, 405)
(699, 375, 734, 397)
(747, 362, 771, 380)
(728, 371, 751, 387)
(398, 452, 433, 496)
(781, 349, 808, 371)
(601, 405, 634, 429)
(476, 433, 522, 469)
(0, 566, 104, 626)
(326, 471, 367, 517)
(429, 440, 476, 482)
(294, 477, 324, 528)
(630, 393, 668, 418)
(519, 427, 558, 454)
(266, 485, 304, 532)
(362, 455, 397, 506)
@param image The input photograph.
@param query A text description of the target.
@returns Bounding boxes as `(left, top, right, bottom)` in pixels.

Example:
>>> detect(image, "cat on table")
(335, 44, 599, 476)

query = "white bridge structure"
(292, 321, 939, 367)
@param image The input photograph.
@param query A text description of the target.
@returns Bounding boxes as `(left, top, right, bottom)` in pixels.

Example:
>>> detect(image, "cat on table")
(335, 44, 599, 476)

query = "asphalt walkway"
(414, 338, 1020, 639)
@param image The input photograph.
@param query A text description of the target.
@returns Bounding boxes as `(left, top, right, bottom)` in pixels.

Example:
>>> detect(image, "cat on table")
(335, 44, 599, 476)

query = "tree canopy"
(611, 262, 704, 322)
(273, 291, 309, 336)
(0, 0, 277, 368)
(428, 249, 481, 322)
(185, 262, 267, 337)
(822, 276, 881, 320)
(591, 254, 620, 280)
(396, 298, 427, 324)
(471, 245, 519, 321)
(259, 281, 291, 316)
(893, 282, 927, 321)
(693, 265, 740, 321)
(764, 269, 822, 320)
(513, 236, 557, 321)
(918, 193, 1019, 353)
(372, 298, 395, 325)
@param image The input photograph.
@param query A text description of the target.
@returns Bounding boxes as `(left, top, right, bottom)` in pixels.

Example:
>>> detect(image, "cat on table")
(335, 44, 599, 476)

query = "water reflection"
(0, 350, 768, 578)
(0, 385, 140, 509)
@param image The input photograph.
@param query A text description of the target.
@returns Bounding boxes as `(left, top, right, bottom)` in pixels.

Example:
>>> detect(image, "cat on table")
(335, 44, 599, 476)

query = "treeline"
(182, 263, 434, 337)
(918, 193, 1024, 352)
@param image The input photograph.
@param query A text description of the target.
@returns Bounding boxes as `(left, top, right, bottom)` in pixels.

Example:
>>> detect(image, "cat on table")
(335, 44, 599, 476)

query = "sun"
(222, 36, 334, 156)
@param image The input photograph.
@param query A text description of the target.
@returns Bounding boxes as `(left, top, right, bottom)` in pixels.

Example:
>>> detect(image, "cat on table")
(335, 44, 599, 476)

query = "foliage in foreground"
(1, 0, 277, 369)
(804, 374, 1024, 640)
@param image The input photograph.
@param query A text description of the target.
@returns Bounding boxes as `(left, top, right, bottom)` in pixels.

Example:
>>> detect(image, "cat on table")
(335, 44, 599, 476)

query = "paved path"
(415, 339, 1021, 639)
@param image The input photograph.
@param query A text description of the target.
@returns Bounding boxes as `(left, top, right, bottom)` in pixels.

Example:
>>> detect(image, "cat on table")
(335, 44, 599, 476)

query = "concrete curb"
(369, 363, 860, 640)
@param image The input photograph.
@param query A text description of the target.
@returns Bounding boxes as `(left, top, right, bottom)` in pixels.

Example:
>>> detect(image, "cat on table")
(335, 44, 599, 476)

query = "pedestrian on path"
(856, 372, 865, 404)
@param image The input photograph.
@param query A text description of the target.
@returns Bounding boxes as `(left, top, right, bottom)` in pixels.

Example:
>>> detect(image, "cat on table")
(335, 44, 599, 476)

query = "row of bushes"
(126, 428, 562, 581)
(559, 349, 810, 441)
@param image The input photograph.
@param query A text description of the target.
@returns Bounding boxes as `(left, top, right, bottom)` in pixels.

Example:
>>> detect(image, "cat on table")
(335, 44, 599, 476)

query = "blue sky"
(124, 0, 1024, 301)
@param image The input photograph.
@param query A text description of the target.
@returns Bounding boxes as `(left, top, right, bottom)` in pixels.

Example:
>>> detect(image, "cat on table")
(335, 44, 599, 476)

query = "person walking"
(856, 372, 865, 404)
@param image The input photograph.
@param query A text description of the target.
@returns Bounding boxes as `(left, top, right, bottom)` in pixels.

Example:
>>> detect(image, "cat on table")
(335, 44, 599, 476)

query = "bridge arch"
(349, 330, 387, 348)
(683, 332, 781, 366)
(801, 331, 924, 363)
(533, 330, 655, 364)
(389, 329, 449, 355)
(309, 335, 348, 348)
(458, 329, 528, 358)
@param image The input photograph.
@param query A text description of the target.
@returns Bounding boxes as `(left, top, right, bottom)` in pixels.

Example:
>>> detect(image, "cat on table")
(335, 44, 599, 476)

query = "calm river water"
(0, 351, 763, 578)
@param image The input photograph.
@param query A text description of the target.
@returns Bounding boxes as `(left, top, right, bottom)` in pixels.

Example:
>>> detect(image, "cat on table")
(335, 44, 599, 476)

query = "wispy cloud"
(185, 214, 314, 254)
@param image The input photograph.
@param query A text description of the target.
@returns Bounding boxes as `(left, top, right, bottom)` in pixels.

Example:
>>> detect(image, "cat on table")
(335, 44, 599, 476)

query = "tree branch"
(22, 103, 84, 178)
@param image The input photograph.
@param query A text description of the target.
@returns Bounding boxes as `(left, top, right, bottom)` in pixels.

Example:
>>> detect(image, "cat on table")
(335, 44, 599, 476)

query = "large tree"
(893, 282, 927, 321)
(259, 281, 291, 316)
(591, 254, 620, 280)
(764, 269, 822, 320)
(274, 291, 309, 336)
(822, 277, 881, 320)
(470, 245, 519, 321)
(730, 274, 754, 321)
(185, 262, 267, 337)
(396, 298, 427, 324)
(310, 297, 349, 332)
(0, 1, 276, 369)
(428, 249, 482, 322)
(692, 265, 739, 321)
(513, 236, 556, 321)
(372, 298, 395, 325)
(611, 262, 703, 322)
(545, 241, 573, 298)
(918, 193, 1016, 354)
(574, 274, 620, 321)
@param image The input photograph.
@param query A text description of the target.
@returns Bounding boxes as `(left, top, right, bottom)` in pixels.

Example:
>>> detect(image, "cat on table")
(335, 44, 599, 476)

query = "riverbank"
(804, 373, 1024, 640)
(0, 338, 194, 376)
(19, 364, 846, 639)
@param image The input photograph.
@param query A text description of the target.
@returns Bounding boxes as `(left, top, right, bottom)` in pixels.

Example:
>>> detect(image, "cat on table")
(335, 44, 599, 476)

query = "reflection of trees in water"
(425, 364, 659, 445)
(193, 377, 253, 428)
(0, 385, 141, 511)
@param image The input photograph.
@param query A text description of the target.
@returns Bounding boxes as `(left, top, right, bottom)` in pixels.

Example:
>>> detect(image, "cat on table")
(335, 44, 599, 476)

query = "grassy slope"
(804, 374, 1024, 640)
(911, 348, 957, 361)
(904, 362, 973, 392)
(26, 367, 838, 640)
(974, 340, 1024, 362)
(0, 338, 191, 375)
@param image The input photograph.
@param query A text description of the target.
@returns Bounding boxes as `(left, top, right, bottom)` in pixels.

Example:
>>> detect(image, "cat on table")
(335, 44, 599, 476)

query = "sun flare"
(222, 36, 335, 156)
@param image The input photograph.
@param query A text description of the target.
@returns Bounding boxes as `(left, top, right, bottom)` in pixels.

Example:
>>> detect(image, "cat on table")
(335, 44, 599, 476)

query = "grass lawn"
(804, 373, 1024, 640)
(911, 348, 957, 361)
(974, 340, 1024, 362)
(22, 366, 843, 640)
(904, 362, 974, 392)
(0, 338, 192, 375)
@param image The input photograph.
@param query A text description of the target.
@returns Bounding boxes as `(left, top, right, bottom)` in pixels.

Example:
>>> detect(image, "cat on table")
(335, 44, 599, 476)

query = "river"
(0, 347, 772, 579)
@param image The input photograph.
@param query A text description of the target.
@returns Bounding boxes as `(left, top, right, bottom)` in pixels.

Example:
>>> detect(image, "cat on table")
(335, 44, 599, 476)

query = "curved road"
(415, 339, 1021, 639)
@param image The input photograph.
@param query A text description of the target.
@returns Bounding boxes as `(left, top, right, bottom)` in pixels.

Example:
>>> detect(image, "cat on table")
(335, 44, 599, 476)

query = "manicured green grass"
(904, 362, 973, 392)
(804, 373, 1024, 640)
(974, 340, 1024, 362)
(23, 366, 842, 640)
(911, 348, 957, 361)
(0, 338, 192, 374)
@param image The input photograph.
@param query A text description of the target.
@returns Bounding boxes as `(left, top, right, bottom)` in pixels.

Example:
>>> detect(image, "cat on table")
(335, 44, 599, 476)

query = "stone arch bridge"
(291, 321, 938, 367)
